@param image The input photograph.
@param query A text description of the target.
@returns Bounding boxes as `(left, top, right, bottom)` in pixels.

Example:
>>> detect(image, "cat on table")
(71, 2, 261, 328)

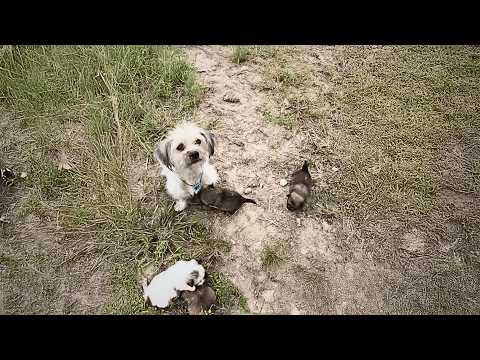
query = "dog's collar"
(179, 171, 203, 195)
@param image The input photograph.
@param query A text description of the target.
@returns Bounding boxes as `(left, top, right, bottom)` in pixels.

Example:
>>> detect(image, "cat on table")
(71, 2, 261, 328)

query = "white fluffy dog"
(154, 122, 219, 211)
(142, 259, 206, 309)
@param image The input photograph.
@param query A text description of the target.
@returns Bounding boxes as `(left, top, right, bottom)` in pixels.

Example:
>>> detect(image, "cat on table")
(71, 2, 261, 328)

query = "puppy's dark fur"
(287, 161, 313, 211)
(198, 186, 256, 214)
(181, 285, 217, 315)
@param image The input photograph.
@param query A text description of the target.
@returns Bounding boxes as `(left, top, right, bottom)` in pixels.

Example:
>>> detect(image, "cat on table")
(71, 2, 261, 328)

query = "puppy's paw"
(174, 200, 187, 212)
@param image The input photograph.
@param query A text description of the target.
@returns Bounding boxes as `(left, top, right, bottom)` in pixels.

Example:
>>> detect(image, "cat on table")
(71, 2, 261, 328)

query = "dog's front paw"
(174, 200, 187, 212)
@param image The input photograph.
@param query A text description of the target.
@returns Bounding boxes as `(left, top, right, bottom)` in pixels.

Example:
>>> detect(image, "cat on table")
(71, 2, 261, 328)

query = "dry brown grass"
(252, 45, 480, 314)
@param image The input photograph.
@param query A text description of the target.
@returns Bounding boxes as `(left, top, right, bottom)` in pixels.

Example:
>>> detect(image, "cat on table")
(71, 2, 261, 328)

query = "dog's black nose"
(188, 151, 199, 160)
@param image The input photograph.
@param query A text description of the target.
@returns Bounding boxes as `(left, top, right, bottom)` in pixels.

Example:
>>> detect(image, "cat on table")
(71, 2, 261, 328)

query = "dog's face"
(287, 192, 305, 211)
(154, 123, 215, 174)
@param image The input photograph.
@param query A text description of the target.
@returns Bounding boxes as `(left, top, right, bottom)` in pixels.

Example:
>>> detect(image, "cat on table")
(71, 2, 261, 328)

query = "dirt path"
(183, 46, 390, 314)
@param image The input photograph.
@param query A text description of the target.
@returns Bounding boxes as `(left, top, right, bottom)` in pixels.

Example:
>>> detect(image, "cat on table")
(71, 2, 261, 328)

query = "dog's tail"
(242, 197, 257, 205)
(302, 160, 309, 172)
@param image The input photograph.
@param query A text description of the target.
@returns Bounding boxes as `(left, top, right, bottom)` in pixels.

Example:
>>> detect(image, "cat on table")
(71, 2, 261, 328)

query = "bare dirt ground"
(185, 46, 479, 314)
(184, 46, 385, 314)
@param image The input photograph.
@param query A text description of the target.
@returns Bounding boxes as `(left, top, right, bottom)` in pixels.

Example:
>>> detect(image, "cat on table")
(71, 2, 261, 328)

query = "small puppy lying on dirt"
(181, 285, 217, 315)
(198, 186, 256, 214)
(287, 161, 313, 211)
(142, 259, 205, 309)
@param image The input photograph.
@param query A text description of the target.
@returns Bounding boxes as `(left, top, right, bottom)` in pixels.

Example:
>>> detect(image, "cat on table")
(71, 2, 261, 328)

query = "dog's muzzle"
(187, 150, 201, 164)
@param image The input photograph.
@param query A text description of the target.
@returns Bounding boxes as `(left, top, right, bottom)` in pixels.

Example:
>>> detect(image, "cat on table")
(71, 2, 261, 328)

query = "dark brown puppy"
(199, 186, 256, 214)
(181, 285, 217, 315)
(287, 161, 313, 211)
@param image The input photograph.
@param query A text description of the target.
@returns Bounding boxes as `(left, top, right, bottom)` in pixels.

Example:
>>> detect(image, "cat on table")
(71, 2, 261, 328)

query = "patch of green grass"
(263, 110, 295, 129)
(271, 67, 304, 87)
(0, 46, 203, 150)
(231, 46, 280, 65)
(69, 206, 96, 225)
(208, 271, 249, 313)
(16, 190, 44, 218)
(104, 265, 147, 315)
(29, 162, 74, 199)
(231, 47, 252, 64)
(260, 244, 287, 269)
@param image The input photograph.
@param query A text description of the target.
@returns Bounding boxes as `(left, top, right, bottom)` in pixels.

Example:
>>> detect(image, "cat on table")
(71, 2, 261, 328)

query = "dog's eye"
(195, 139, 201, 145)
(176, 143, 185, 151)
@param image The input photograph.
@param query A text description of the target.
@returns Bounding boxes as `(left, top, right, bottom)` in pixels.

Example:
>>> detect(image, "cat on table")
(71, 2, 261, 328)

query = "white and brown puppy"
(154, 122, 219, 212)
(142, 259, 206, 309)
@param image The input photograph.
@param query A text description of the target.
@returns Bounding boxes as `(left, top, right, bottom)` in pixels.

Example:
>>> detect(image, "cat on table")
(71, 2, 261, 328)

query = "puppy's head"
(287, 191, 305, 211)
(154, 123, 215, 174)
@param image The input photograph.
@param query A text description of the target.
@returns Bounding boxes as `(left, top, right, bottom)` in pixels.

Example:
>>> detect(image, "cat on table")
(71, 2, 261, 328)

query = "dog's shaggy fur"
(154, 122, 219, 211)
(142, 259, 206, 309)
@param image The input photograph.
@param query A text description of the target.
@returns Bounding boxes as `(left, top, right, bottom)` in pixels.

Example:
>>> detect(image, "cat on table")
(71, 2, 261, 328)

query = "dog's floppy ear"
(154, 139, 173, 170)
(190, 270, 199, 280)
(201, 130, 216, 157)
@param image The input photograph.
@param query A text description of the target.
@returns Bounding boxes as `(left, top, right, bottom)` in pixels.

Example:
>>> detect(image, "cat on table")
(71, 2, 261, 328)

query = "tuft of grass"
(251, 46, 280, 60)
(231, 47, 252, 64)
(260, 244, 287, 269)
(230, 46, 280, 65)
(270, 66, 304, 87)
(263, 110, 295, 129)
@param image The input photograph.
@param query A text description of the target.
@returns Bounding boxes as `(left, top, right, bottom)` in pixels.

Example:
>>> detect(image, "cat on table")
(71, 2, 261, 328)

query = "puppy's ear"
(201, 131, 216, 157)
(302, 160, 309, 172)
(190, 270, 199, 280)
(154, 139, 173, 170)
